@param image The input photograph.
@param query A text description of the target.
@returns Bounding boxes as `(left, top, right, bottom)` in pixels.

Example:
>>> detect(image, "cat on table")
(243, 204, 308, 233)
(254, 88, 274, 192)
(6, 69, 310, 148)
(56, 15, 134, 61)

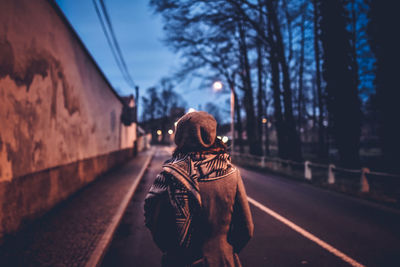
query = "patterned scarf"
(162, 151, 235, 248)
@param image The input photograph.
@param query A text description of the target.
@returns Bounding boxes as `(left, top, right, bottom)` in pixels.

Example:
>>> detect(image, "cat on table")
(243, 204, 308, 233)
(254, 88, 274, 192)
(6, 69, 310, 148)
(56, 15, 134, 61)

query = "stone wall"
(0, 0, 136, 238)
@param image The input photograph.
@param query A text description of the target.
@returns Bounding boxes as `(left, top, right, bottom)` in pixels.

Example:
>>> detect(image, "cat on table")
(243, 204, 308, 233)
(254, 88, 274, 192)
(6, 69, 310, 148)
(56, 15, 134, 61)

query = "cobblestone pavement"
(0, 149, 153, 267)
(101, 146, 173, 267)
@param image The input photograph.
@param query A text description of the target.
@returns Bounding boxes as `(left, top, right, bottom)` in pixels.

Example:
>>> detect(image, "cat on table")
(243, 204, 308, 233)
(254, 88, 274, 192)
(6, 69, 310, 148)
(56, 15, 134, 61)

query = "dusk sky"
(55, 0, 229, 115)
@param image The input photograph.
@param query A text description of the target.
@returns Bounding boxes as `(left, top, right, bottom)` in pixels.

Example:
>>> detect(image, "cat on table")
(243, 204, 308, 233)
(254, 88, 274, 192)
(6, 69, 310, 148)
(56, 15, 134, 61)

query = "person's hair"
(173, 138, 227, 157)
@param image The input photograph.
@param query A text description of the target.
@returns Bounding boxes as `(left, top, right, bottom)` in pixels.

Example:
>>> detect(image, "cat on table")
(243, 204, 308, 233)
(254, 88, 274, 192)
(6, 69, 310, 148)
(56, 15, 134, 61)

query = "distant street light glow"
(222, 136, 229, 143)
(168, 129, 173, 135)
(157, 130, 162, 136)
(213, 81, 223, 91)
(262, 118, 268, 124)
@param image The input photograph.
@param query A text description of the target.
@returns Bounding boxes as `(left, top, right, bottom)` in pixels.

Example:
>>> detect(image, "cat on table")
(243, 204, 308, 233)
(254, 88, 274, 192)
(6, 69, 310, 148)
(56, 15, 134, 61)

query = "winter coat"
(144, 152, 254, 267)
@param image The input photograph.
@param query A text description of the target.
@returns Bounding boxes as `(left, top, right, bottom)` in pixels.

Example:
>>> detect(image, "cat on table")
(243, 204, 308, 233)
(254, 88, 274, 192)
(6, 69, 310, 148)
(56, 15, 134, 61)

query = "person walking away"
(144, 111, 254, 267)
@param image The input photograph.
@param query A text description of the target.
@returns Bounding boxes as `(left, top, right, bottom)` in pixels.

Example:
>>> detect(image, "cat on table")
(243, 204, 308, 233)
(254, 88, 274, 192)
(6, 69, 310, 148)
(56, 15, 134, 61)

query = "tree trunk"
(267, 0, 302, 160)
(238, 20, 261, 155)
(266, 14, 287, 159)
(263, 82, 271, 156)
(234, 90, 244, 153)
(297, 9, 306, 134)
(312, 77, 318, 147)
(369, 0, 400, 173)
(256, 3, 265, 148)
(281, 0, 294, 63)
(312, 0, 326, 158)
(350, 0, 359, 101)
(319, 0, 361, 167)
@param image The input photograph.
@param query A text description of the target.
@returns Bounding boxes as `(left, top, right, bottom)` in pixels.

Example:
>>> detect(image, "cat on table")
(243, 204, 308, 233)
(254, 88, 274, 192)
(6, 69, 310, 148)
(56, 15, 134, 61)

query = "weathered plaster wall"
(0, 0, 136, 237)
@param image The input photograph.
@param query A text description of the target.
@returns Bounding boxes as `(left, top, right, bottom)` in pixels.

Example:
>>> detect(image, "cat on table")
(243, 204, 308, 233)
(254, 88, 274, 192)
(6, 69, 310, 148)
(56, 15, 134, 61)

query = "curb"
(85, 147, 155, 267)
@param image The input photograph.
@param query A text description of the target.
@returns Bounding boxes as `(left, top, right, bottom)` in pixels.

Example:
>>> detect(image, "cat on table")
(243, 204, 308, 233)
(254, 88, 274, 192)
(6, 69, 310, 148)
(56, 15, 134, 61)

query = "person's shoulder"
(227, 163, 242, 181)
(225, 158, 239, 173)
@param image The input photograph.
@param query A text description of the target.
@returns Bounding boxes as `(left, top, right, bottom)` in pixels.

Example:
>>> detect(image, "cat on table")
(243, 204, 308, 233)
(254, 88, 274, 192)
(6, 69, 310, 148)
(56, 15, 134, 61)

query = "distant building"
(140, 107, 185, 144)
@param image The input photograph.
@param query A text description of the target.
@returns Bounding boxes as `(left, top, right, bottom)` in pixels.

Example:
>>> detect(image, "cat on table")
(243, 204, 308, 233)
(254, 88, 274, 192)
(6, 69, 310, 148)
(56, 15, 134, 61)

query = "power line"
(98, 0, 135, 87)
(92, 0, 128, 85)
(93, 0, 135, 88)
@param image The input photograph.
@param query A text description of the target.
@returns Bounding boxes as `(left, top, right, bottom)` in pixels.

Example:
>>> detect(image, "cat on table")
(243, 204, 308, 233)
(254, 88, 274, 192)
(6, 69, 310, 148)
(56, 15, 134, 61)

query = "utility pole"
(135, 86, 139, 122)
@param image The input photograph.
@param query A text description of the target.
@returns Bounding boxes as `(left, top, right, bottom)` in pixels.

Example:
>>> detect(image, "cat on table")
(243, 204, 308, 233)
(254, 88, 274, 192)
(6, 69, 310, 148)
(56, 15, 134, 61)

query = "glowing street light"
(222, 136, 229, 143)
(168, 129, 173, 135)
(157, 130, 162, 136)
(213, 81, 223, 91)
(262, 118, 268, 124)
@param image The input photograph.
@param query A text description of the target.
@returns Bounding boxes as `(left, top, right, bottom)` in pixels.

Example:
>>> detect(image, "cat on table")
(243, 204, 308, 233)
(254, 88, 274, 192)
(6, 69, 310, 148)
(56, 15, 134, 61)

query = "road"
(101, 146, 400, 267)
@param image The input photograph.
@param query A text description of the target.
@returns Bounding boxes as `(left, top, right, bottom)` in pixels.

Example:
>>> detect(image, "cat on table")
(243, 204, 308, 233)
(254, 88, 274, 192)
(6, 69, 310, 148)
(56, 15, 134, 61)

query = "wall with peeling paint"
(0, 0, 136, 237)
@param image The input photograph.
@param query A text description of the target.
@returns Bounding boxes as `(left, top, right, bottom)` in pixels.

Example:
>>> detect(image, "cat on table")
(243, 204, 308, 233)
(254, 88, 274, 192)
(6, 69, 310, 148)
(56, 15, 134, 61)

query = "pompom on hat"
(174, 111, 217, 150)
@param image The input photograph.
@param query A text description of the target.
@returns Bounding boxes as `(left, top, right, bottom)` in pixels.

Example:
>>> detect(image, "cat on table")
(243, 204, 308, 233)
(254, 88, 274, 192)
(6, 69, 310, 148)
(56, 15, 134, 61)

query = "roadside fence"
(231, 152, 400, 203)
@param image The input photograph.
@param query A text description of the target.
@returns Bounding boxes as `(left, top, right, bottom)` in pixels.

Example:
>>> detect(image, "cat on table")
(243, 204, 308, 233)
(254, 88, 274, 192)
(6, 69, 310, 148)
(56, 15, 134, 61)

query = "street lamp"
(262, 118, 267, 156)
(212, 80, 235, 153)
(212, 81, 223, 91)
(262, 117, 271, 156)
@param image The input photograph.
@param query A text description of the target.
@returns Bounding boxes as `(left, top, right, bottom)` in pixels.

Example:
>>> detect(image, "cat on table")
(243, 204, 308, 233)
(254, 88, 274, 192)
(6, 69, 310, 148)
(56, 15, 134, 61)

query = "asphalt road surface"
(101, 146, 400, 267)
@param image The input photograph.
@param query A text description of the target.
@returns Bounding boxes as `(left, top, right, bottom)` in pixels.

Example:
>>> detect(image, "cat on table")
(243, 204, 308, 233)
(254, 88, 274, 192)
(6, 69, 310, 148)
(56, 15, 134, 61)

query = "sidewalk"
(0, 148, 154, 267)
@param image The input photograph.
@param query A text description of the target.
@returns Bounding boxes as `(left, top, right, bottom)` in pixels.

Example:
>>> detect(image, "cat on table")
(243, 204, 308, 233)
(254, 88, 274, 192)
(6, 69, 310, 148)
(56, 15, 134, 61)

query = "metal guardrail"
(231, 152, 400, 200)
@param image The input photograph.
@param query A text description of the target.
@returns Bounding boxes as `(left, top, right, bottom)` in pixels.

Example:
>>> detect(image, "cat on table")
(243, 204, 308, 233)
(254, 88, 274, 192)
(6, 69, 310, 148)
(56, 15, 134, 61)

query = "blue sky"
(55, 0, 229, 115)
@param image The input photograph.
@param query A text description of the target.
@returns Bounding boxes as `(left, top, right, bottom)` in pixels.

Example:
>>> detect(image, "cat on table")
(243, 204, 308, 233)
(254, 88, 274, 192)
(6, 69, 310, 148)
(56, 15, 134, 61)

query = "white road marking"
(247, 197, 366, 267)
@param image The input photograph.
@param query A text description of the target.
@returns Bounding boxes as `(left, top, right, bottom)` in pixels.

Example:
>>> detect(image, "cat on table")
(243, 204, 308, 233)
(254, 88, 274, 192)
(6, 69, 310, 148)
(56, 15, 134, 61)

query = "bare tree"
(318, 0, 361, 167)
(368, 0, 400, 173)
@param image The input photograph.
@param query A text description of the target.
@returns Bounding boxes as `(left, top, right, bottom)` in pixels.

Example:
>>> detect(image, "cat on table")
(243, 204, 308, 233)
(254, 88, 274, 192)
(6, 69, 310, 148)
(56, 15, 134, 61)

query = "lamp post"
(213, 81, 235, 153)
(262, 117, 267, 157)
